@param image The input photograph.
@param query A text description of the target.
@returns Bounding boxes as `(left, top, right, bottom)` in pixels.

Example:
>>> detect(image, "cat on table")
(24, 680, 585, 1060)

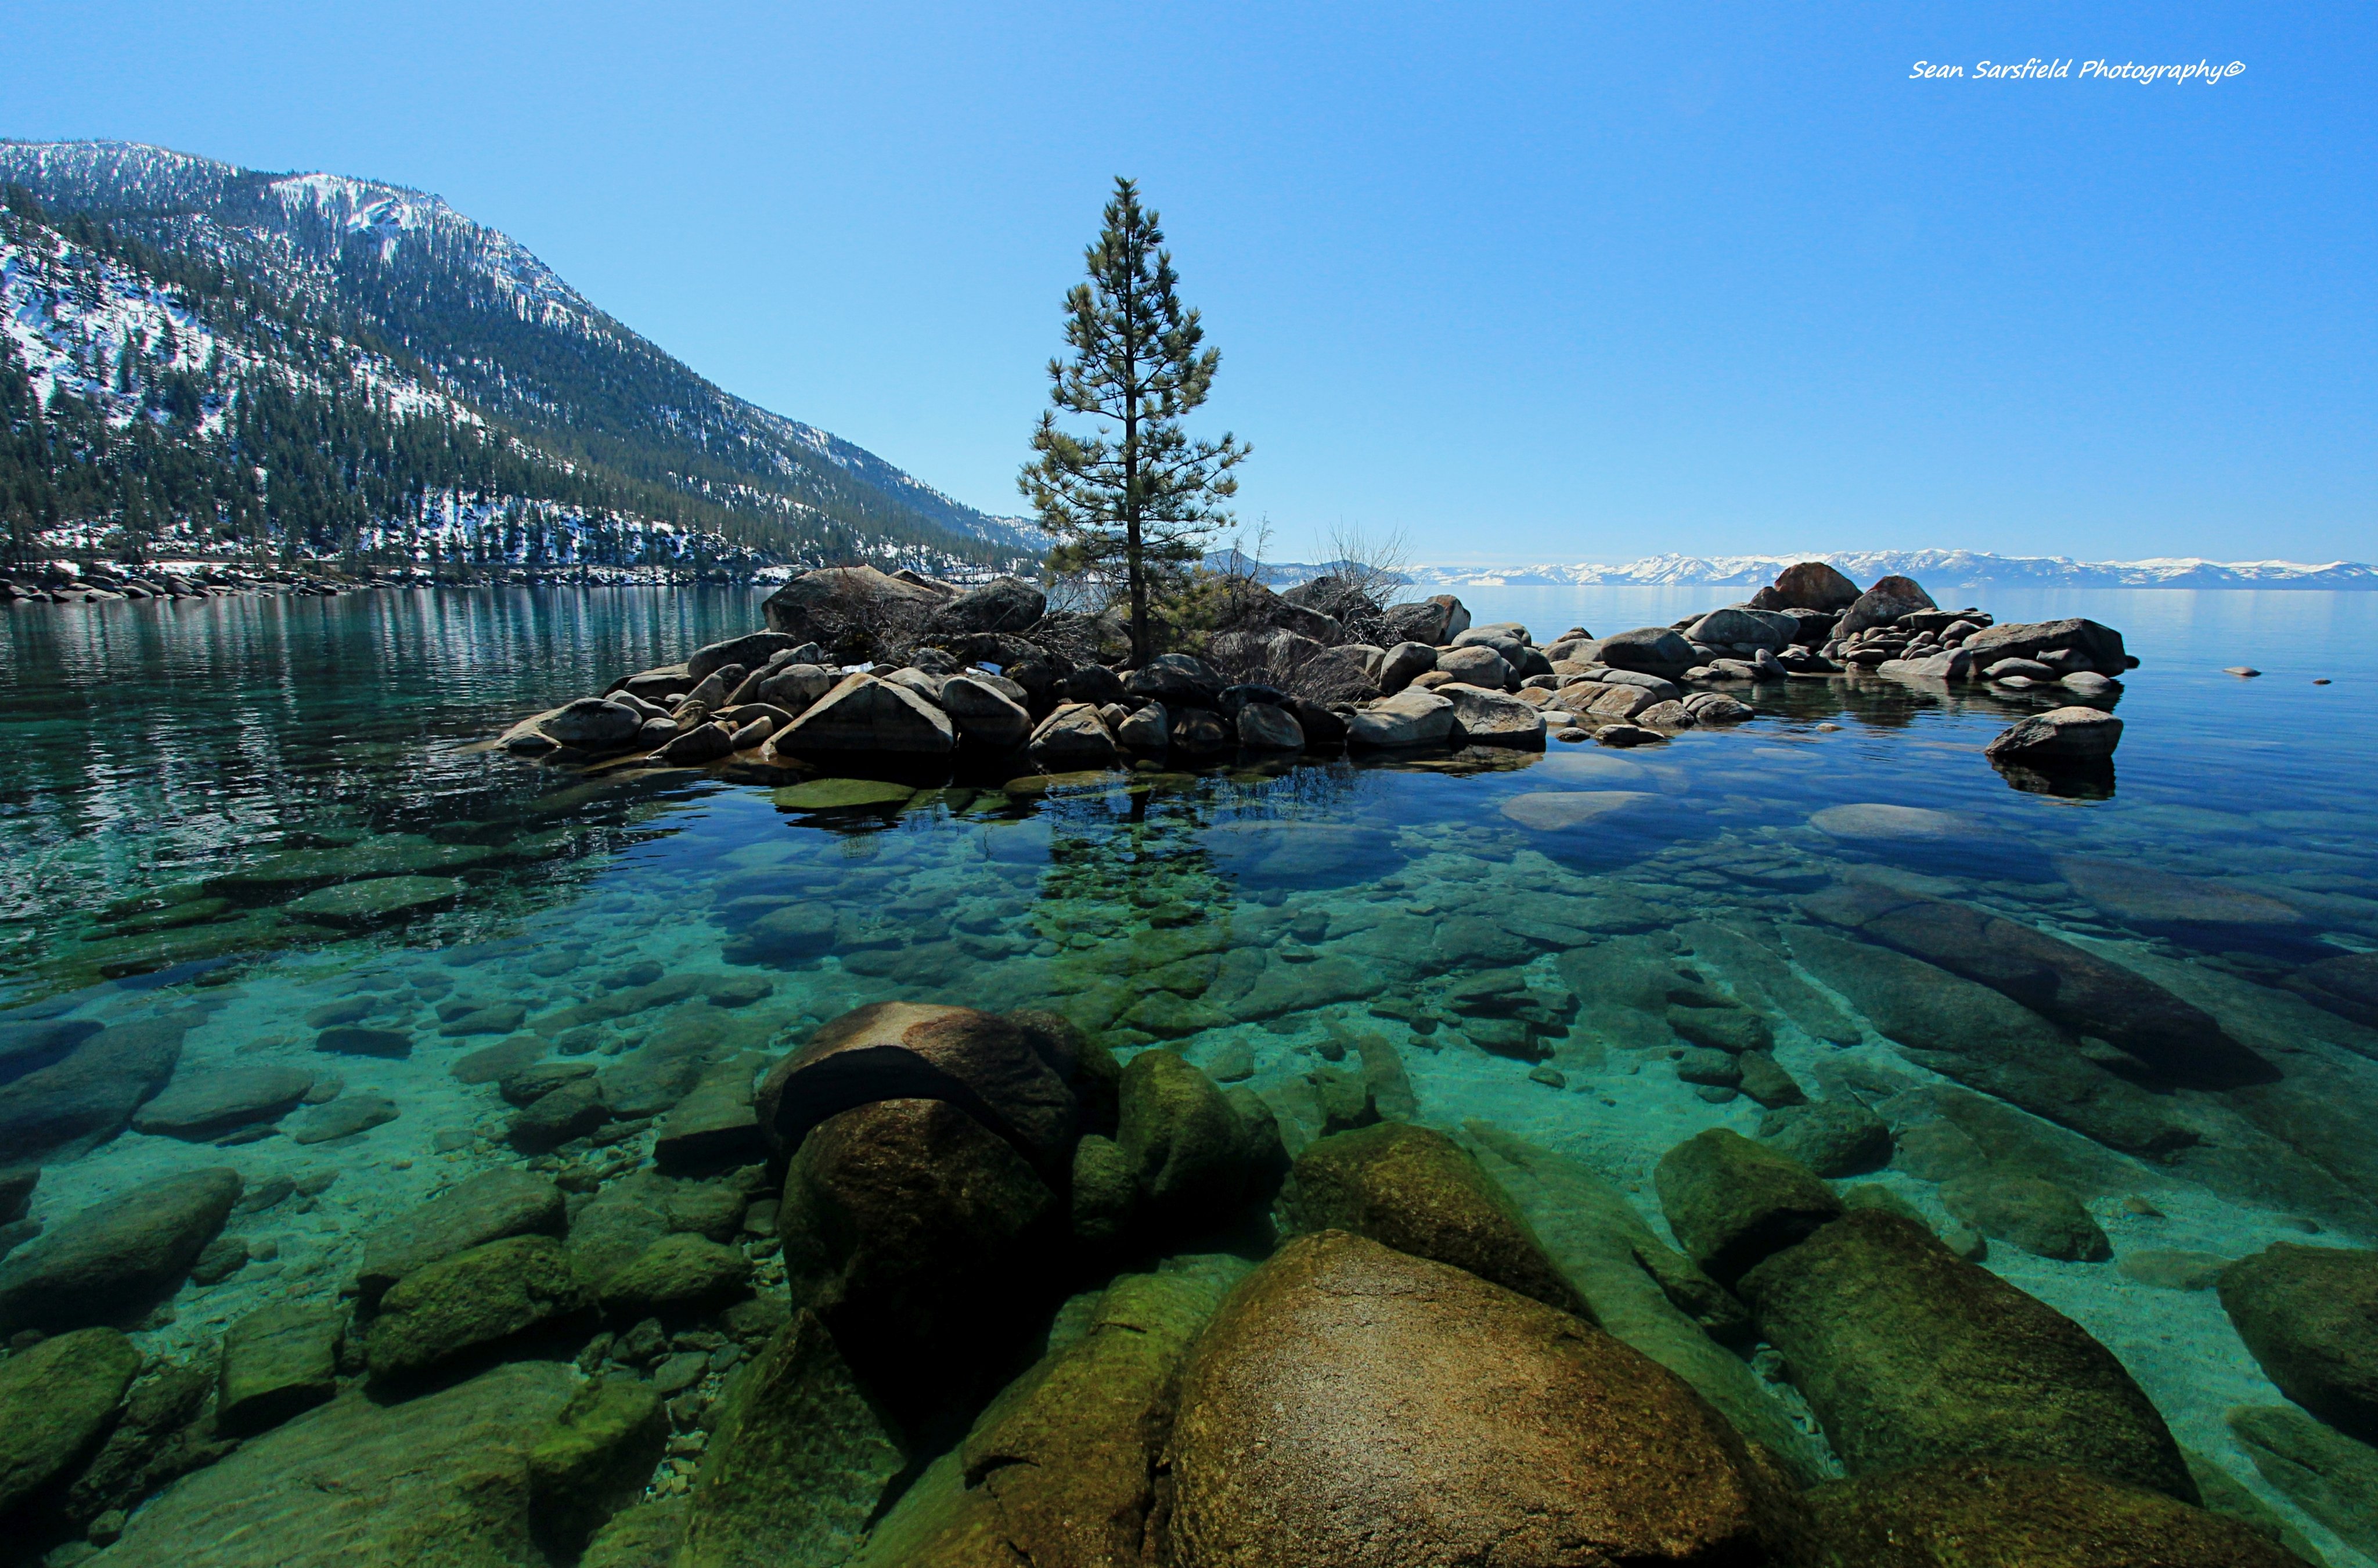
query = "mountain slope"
(0, 138, 1035, 569)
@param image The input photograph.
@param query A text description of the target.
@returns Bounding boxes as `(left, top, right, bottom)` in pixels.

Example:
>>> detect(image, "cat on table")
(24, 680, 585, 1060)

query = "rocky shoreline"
(499, 558, 2139, 781)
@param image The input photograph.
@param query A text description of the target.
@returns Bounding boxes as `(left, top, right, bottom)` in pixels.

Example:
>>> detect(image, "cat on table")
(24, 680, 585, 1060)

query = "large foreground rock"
(0, 1327, 140, 1520)
(927, 576, 1045, 636)
(1793, 1459, 2299, 1567)
(2220, 1243, 2378, 1444)
(756, 1001, 1083, 1173)
(1028, 702, 1120, 770)
(769, 672, 954, 755)
(1382, 594, 1470, 646)
(678, 1310, 903, 1568)
(1739, 1209, 2194, 1499)
(1281, 1122, 1584, 1315)
(1168, 1231, 1788, 1567)
(776, 1097, 1058, 1413)
(103, 1361, 577, 1568)
(0, 1166, 240, 1333)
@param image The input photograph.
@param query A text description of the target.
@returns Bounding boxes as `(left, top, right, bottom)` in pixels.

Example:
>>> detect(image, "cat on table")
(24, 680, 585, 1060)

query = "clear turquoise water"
(5, 583, 2377, 1556)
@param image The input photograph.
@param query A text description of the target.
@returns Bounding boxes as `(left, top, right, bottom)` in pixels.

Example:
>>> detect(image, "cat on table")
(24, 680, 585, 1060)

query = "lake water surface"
(4, 583, 2376, 1559)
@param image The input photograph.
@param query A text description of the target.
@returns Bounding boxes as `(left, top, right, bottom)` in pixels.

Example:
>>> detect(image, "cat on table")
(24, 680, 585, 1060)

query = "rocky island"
(499, 557, 2139, 781)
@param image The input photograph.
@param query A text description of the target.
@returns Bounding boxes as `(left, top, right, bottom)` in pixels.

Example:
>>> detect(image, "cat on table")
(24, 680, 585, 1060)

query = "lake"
(3, 581, 2375, 1560)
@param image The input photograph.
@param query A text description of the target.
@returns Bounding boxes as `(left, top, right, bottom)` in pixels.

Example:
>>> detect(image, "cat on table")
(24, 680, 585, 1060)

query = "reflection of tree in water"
(1032, 780, 1241, 945)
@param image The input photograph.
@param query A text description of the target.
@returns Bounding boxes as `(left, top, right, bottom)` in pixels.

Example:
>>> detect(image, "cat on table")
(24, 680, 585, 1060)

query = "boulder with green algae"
(62, 1350, 218, 1525)
(580, 1499, 688, 1567)
(1461, 1122, 1828, 1487)
(0, 1165, 242, 1333)
(1280, 1122, 1587, 1317)
(527, 1377, 668, 1555)
(1070, 1131, 1137, 1245)
(366, 1233, 591, 1383)
(1654, 1128, 1843, 1285)
(100, 1361, 577, 1568)
(0, 1327, 140, 1520)
(2185, 1447, 2333, 1565)
(777, 1096, 1058, 1413)
(596, 1232, 752, 1318)
(1790, 1459, 2303, 1567)
(1941, 1171, 2112, 1261)
(356, 1167, 564, 1302)
(218, 1301, 343, 1436)
(678, 1310, 904, 1568)
(1166, 1231, 1792, 1568)
(862, 1261, 1249, 1568)
(2221, 1243, 2378, 1444)
(1116, 1047, 1273, 1225)
(2228, 1404, 2378, 1559)
(1738, 1209, 2195, 1501)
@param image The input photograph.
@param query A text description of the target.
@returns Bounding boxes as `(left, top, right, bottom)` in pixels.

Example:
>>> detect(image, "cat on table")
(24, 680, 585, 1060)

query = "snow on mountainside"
(1407, 550, 2378, 590)
(0, 138, 1032, 567)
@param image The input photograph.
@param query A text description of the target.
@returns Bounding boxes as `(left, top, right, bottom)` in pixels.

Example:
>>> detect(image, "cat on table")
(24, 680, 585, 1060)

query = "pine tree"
(1021, 178, 1248, 664)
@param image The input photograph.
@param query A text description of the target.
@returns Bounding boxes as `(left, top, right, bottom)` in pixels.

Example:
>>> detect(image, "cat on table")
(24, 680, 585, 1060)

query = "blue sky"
(6, 2, 2371, 563)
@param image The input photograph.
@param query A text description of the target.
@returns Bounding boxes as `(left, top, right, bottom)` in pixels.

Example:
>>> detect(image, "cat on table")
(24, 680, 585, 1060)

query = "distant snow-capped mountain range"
(1402, 550, 2378, 590)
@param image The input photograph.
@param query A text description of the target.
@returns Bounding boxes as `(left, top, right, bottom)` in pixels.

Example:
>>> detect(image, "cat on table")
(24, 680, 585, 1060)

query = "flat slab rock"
(105, 1361, 577, 1568)
(131, 1063, 315, 1139)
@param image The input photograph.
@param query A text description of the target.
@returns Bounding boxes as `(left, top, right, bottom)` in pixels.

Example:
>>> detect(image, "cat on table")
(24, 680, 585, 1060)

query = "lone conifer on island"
(1020, 176, 1249, 664)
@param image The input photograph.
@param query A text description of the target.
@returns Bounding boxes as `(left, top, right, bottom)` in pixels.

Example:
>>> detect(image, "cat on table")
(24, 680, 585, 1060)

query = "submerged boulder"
(1167, 1231, 1789, 1568)
(1116, 1048, 1277, 1229)
(756, 1001, 1082, 1173)
(776, 1097, 1059, 1413)
(679, 1310, 903, 1568)
(1280, 1122, 1584, 1315)
(365, 1234, 591, 1384)
(1793, 1459, 2300, 1567)
(0, 1166, 240, 1333)
(1653, 1128, 1842, 1286)
(0, 1012, 191, 1167)
(2219, 1243, 2378, 1445)
(0, 1327, 140, 1521)
(355, 1167, 565, 1303)
(1738, 1209, 2194, 1499)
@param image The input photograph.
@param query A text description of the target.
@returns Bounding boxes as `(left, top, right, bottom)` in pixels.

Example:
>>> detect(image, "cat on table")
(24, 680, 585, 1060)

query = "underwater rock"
(1804, 879, 2274, 1087)
(0, 1327, 140, 1522)
(2220, 1243, 2378, 1444)
(597, 1232, 751, 1319)
(102, 1360, 577, 1568)
(287, 1091, 398, 1144)
(1654, 1128, 1843, 1286)
(1461, 1122, 1825, 1484)
(1168, 1230, 1789, 1568)
(581, 1499, 688, 1568)
(282, 874, 465, 928)
(60, 1348, 218, 1528)
(1789, 926, 2196, 1156)
(506, 1076, 610, 1152)
(869, 1261, 1248, 1568)
(1792, 1459, 2300, 1567)
(1738, 1209, 2194, 1499)
(2121, 1250, 2233, 1291)
(1070, 1131, 1137, 1245)
(2055, 857, 2303, 930)
(1758, 1101, 1894, 1177)
(656, 1055, 768, 1171)
(0, 1166, 239, 1333)
(2287, 951, 2378, 1029)
(777, 1097, 1058, 1414)
(0, 1011, 191, 1166)
(2227, 1404, 2378, 1559)
(1280, 1122, 1586, 1315)
(527, 1377, 669, 1558)
(218, 1302, 343, 1436)
(1116, 1047, 1274, 1229)
(130, 1062, 313, 1139)
(314, 1025, 412, 1058)
(356, 1167, 564, 1303)
(679, 1310, 905, 1568)
(1940, 1172, 2111, 1262)
(365, 1234, 591, 1383)
(758, 1001, 1082, 1174)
